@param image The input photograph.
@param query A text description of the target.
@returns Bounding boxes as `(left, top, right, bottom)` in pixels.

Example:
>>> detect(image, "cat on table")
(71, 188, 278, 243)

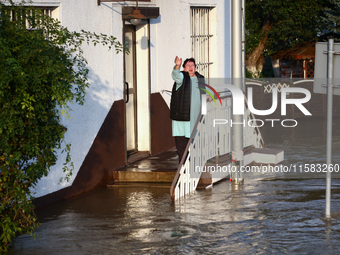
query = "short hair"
(183, 58, 196, 68)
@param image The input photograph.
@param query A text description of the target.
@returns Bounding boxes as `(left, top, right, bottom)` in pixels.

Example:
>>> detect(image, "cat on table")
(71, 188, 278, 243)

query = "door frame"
(124, 24, 138, 155)
(123, 20, 151, 158)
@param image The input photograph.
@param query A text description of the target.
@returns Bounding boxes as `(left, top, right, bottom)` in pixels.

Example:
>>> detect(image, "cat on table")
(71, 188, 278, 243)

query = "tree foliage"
(245, 0, 338, 76)
(0, 1, 123, 252)
(323, 0, 340, 33)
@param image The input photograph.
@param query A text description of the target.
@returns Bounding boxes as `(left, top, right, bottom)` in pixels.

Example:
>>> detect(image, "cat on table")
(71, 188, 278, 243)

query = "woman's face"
(183, 61, 196, 77)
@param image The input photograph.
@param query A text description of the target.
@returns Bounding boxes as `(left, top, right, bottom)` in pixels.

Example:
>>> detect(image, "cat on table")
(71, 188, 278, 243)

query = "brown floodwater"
(9, 118, 340, 254)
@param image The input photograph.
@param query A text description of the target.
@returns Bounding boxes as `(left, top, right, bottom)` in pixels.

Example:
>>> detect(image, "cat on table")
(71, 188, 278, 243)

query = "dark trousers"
(175, 136, 189, 163)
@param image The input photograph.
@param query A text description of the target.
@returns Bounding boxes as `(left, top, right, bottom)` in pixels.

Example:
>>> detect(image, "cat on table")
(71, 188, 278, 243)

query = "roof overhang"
(97, 1, 159, 20)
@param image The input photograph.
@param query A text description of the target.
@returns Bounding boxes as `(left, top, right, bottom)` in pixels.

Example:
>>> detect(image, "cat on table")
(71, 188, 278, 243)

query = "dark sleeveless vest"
(170, 71, 205, 121)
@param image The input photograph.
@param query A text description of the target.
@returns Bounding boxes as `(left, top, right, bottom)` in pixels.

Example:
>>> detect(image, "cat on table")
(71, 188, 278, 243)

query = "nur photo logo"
(200, 81, 312, 128)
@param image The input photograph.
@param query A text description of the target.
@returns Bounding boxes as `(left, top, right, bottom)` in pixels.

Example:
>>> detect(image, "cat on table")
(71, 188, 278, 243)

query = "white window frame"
(2, 4, 59, 29)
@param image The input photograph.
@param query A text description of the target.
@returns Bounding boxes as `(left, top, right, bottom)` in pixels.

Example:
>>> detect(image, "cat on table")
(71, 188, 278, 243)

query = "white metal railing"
(170, 95, 264, 200)
(169, 78, 313, 200)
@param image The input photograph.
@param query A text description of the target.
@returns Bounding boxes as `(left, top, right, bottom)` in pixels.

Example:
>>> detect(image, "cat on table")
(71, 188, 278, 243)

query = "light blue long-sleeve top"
(171, 67, 202, 138)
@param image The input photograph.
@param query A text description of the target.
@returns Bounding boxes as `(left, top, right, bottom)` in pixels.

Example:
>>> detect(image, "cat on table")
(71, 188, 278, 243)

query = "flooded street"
(10, 118, 340, 254)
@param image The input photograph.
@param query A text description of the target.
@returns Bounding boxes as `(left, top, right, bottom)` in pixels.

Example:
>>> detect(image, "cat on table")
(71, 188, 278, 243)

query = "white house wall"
(30, 0, 125, 197)
(21, 0, 231, 197)
(150, 0, 232, 105)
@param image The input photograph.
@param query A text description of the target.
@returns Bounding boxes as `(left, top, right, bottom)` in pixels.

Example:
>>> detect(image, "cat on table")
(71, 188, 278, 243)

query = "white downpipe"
(242, 0, 246, 80)
(232, 0, 243, 86)
(231, 0, 244, 181)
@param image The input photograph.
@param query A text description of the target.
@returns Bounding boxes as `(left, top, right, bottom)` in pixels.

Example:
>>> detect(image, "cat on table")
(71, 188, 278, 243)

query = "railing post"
(325, 37, 334, 219)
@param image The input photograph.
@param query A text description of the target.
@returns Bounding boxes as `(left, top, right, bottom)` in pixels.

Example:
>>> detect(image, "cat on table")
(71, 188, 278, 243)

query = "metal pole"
(325, 37, 334, 219)
(231, 0, 244, 182)
(242, 0, 246, 81)
(232, 0, 243, 90)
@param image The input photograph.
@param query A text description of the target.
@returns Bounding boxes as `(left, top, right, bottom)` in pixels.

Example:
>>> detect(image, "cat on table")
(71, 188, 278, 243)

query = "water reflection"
(10, 118, 340, 254)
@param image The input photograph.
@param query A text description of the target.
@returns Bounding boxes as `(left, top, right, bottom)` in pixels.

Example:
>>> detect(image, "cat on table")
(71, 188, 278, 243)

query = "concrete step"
(198, 146, 284, 188)
(205, 146, 284, 166)
(108, 147, 283, 187)
(109, 150, 178, 185)
(107, 182, 172, 188)
(112, 169, 176, 183)
(246, 147, 284, 165)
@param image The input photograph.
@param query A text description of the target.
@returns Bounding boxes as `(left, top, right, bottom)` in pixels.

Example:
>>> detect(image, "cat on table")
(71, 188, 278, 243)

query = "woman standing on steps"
(169, 56, 206, 162)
